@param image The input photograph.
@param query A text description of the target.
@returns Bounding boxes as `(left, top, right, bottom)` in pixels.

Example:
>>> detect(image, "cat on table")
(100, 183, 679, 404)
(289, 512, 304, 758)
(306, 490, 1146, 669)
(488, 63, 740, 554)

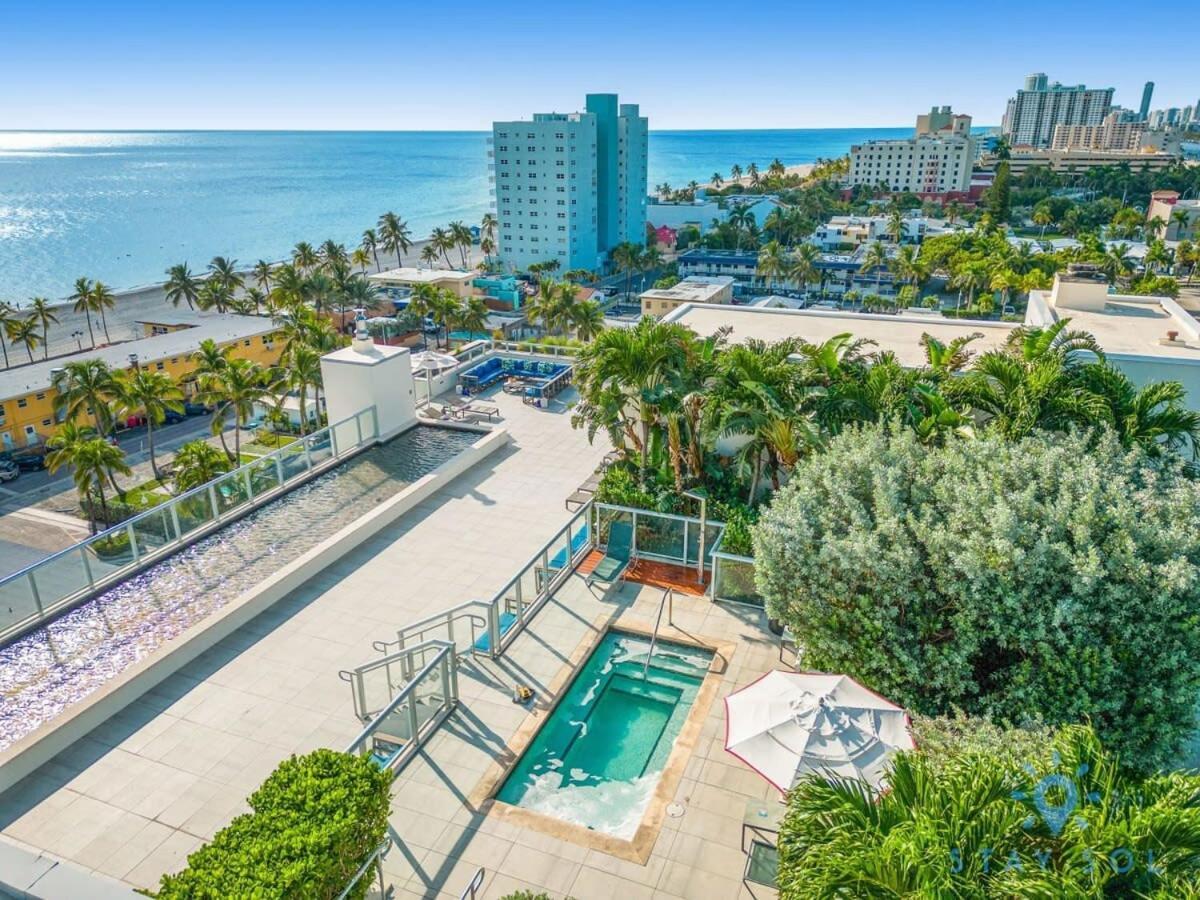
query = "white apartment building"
(490, 93, 646, 274)
(1001, 73, 1114, 148)
(847, 108, 975, 195)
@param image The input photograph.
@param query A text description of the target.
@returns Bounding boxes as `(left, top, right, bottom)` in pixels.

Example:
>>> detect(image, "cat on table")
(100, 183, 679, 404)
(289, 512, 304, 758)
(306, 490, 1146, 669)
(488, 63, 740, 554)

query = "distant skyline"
(2, 0, 1197, 131)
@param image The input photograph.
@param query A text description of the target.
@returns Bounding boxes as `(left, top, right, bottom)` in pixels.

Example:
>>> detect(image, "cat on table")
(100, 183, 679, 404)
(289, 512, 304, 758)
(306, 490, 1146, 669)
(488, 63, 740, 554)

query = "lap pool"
(496, 630, 713, 839)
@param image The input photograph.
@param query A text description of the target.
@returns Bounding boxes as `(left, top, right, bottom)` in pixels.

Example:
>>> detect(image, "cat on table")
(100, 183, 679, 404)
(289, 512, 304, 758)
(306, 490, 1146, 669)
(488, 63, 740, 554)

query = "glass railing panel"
(518, 564, 539, 620)
(543, 527, 572, 586)
(596, 506, 633, 548)
(278, 442, 310, 483)
(333, 417, 359, 457)
(31, 548, 92, 608)
(212, 472, 250, 515)
(129, 507, 176, 557)
(686, 523, 725, 567)
(175, 491, 216, 538)
(357, 409, 378, 443)
(635, 514, 686, 562)
(714, 555, 762, 606)
(0, 575, 40, 634)
(375, 695, 414, 744)
(305, 430, 334, 466)
(411, 662, 449, 732)
(246, 455, 282, 498)
(569, 511, 591, 563)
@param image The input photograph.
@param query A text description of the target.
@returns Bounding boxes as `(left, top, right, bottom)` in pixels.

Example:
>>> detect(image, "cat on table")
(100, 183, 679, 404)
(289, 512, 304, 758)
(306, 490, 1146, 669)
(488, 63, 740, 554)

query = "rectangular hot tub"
(495, 630, 714, 839)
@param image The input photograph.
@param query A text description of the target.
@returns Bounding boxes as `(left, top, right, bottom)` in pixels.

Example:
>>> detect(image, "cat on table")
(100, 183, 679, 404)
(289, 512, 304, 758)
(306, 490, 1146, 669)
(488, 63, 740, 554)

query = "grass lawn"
(242, 431, 301, 456)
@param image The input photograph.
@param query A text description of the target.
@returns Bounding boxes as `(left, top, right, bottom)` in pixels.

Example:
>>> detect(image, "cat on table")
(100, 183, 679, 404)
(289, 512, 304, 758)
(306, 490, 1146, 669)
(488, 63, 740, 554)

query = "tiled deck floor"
(379, 574, 782, 900)
(0, 387, 611, 890)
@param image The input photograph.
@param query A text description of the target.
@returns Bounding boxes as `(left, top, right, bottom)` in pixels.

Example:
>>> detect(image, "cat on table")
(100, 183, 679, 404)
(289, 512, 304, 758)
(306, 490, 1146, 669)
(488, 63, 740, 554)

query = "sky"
(2, 0, 1196, 131)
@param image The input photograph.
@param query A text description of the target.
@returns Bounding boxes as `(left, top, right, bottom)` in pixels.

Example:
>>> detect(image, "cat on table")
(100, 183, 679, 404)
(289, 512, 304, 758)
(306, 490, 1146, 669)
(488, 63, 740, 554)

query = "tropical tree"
(611, 242, 644, 299)
(430, 226, 454, 268)
(46, 433, 131, 533)
(1032, 205, 1053, 237)
(858, 241, 889, 295)
(252, 260, 274, 293)
(208, 256, 244, 294)
(172, 440, 233, 494)
(730, 163, 742, 184)
(0, 303, 16, 368)
(27, 297, 58, 360)
(117, 368, 184, 480)
(350, 247, 371, 274)
(207, 358, 275, 461)
(710, 172, 723, 189)
(448, 221, 474, 268)
(569, 300, 605, 342)
(5, 315, 39, 363)
(52, 358, 119, 433)
(70, 277, 97, 348)
(164, 264, 200, 311)
(89, 281, 115, 343)
(1079, 363, 1200, 460)
(189, 339, 235, 455)
(292, 242, 319, 274)
(279, 344, 323, 436)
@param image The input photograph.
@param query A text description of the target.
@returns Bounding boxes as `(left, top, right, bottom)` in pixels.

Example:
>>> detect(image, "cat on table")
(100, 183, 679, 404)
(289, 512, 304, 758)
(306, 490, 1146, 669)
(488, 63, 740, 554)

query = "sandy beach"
(703, 163, 816, 190)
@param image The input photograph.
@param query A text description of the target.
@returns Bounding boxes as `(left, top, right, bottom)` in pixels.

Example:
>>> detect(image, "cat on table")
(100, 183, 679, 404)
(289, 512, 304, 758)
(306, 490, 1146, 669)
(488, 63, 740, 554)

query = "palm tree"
(319, 240, 348, 272)
(1145, 215, 1168, 241)
(304, 273, 335, 316)
(455, 295, 489, 340)
(611, 242, 644, 300)
(1032, 206, 1053, 237)
(420, 244, 440, 267)
(244, 287, 267, 316)
(52, 358, 119, 433)
(710, 172, 723, 189)
(117, 368, 183, 480)
(859, 241, 889, 295)
(378, 212, 412, 268)
(448, 221, 473, 268)
(89, 281, 115, 343)
(729, 164, 742, 184)
(746, 162, 760, 187)
(279, 343, 323, 436)
(351, 247, 372, 274)
(361, 229, 382, 273)
(267, 263, 306, 311)
(569, 300, 605, 342)
(190, 339, 235, 456)
(197, 278, 232, 314)
(292, 242, 319, 274)
(886, 207, 906, 244)
(209, 357, 274, 461)
(5, 316, 39, 363)
(788, 244, 820, 295)
(1100, 242, 1134, 284)
(1079, 363, 1200, 460)
(70, 277, 97, 348)
(27, 297, 58, 360)
(252, 260, 274, 293)
(0, 303, 17, 368)
(164, 264, 200, 312)
(208, 256, 244, 293)
(756, 241, 787, 291)
(46, 433, 131, 533)
(406, 283, 439, 350)
(172, 440, 233, 494)
(430, 227, 455, 267)
(427, 290, 461, 349)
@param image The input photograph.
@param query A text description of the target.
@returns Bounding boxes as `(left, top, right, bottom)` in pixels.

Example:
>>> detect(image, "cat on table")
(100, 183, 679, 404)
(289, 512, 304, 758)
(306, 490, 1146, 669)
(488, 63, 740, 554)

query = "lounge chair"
(461, 402, 500, 422)
(586, 520, 634, 590)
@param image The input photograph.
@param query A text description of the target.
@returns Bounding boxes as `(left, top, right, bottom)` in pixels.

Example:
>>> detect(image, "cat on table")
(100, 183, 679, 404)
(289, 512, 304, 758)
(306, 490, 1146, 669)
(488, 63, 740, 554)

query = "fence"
(0, 406, 379, 646)
(343, 639, 458, 771)
(710, 530, 762, 607)
(369, 502, 594, 664)
(592, 502, 725, 574)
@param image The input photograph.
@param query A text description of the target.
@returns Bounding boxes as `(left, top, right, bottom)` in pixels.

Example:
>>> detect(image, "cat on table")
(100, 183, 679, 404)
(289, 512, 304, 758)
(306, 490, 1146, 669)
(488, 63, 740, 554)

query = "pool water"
(496, 630, 713, 838)
(0, 425, 479, 750)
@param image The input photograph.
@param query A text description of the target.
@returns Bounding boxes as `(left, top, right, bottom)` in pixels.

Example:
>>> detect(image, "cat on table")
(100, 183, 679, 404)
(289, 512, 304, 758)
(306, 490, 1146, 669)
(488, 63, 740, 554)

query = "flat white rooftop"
(0, 313, 276, 400)
(369, 267, 474, 285)
(640, 276, 735, 306)
(665, 303, 1016, 366)
(1028, 288, 1200, 362)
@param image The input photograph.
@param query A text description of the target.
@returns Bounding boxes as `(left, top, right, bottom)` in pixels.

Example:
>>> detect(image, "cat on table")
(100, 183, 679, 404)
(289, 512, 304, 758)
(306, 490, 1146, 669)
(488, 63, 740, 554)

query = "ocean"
(0, 128, 912, 300)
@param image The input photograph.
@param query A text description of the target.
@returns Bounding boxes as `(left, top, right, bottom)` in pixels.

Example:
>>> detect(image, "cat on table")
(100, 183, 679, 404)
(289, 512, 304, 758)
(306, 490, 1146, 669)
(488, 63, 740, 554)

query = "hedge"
(155, 750, 391, 899)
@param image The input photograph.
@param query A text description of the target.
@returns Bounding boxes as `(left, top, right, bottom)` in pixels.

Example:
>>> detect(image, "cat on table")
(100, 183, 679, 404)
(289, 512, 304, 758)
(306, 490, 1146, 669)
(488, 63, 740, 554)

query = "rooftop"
(369, 267, 475, 285)
(665, 303, 1016, 367)
(640, 276, 735, 305)
(0, 312, 276, 400)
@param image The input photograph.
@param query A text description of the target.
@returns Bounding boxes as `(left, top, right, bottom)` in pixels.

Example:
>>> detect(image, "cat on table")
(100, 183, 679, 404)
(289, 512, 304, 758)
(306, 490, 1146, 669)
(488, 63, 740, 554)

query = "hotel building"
(490, 94, 647, 273)
(846, 107, 975, 197)
(1001, 73, 1114, 148)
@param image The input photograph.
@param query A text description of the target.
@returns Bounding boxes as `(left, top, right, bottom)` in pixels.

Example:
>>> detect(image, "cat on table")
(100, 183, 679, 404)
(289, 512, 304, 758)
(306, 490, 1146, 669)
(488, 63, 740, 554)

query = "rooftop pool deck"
(0, 388, 781, 899)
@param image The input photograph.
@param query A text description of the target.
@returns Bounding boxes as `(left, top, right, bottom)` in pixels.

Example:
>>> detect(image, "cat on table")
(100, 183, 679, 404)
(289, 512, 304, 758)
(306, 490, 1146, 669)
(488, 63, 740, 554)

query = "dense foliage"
(777, 725, 1200, 898)
(753, 424, 1200, 767)
(155, 750, 391, 899)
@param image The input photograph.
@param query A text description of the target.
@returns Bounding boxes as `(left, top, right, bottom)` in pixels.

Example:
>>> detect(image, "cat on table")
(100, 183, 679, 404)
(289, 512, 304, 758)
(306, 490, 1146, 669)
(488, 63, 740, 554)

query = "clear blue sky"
(3, 0, 1195, 131)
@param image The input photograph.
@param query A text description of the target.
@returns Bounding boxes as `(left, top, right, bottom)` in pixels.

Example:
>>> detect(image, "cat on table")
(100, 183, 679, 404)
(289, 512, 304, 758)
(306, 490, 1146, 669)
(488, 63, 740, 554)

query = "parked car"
(184, 402, 212, 416)
(163, 410, 186, 425)
(0, 460, 19, 482)
(11, 453, 46, 472)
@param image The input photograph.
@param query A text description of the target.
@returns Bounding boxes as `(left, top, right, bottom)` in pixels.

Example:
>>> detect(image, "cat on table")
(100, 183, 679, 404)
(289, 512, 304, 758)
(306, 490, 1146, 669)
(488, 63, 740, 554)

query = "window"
(41, 418, 51, 427)
(156, 362, 165, 371)
(17, 398, 27, 409)
(34, 392, 45, 400)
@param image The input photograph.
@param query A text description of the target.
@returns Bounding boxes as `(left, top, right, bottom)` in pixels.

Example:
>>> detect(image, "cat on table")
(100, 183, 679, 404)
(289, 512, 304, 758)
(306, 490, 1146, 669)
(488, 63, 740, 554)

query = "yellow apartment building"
(0, 312, 282, 451)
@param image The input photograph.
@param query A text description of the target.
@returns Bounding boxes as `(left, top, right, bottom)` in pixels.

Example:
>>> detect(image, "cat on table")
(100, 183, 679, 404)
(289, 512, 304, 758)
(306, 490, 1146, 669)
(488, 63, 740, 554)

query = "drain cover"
(666, 803, 685, 818)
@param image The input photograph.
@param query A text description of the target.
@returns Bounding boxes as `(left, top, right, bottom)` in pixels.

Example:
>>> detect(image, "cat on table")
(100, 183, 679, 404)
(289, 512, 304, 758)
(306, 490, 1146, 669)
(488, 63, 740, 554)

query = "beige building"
(847, 108, 975, 195)
(639, 275, 733, 317)
(1147, 190, 1200, 239)
(1051, 113, 1145, 151)
(368, 267, 476, 298)
(1004, 148, 1177, 177)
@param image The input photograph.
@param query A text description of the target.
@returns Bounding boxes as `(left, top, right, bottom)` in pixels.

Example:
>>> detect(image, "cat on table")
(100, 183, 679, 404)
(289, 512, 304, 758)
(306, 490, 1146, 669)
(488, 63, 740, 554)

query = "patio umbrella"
(410, 350, 460, 404)
(724, 671, 914, 793)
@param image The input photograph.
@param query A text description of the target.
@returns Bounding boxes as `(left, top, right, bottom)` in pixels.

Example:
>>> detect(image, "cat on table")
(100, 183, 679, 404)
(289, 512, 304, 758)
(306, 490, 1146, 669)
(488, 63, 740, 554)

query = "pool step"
(608, 673, 683, 706)
(612, 658, 706, 690)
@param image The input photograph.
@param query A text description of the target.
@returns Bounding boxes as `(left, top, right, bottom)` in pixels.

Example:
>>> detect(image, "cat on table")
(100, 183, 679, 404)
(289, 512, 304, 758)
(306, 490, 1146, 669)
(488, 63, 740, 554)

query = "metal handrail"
(372, 600, 491, 656)
(643, 587, 673, 679)
(458, 866, 485, 900)
(340, 638, 454, 722)
(335, 837, 391, 900)
(344, 641, 456, 758)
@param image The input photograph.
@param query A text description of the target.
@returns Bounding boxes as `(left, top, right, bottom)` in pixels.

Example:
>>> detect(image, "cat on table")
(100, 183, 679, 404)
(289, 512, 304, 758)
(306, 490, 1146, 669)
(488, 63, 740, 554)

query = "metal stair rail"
(340, 638, 456, 723)
(643, 586, 673, 679)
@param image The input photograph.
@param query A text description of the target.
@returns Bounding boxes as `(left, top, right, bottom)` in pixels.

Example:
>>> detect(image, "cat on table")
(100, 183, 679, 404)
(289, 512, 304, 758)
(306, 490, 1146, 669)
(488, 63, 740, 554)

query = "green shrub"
(90, 529, 133, 560)
(155, 750, 391, 899)
(753, 424, 1200, 768)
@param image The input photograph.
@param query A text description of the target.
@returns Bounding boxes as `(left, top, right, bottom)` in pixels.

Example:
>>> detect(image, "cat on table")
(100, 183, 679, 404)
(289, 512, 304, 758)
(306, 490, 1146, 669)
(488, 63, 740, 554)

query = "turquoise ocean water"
(0, 128, 911, 300)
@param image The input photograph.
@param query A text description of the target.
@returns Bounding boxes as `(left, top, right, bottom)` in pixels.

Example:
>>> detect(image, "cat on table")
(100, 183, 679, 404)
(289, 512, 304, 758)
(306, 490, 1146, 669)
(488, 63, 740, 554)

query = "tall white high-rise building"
(1001, 74, 1114, 148)
(490, 94, 647, 273)
(846, 107, 975, 196)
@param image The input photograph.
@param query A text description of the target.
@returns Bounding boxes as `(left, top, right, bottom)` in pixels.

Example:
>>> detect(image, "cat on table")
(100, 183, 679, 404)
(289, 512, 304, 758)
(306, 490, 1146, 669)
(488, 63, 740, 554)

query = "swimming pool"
(496, 630, 714, 839)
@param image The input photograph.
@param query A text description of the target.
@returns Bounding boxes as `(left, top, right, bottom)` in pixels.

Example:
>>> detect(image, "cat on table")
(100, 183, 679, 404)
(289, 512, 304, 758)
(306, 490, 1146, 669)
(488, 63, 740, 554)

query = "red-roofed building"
(653, 225, 678, 248)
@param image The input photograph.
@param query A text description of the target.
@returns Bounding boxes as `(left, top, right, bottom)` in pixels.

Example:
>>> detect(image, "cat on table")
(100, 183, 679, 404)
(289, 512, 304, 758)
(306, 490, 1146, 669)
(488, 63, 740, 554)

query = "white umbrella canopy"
(409, 350, 459, 372)
(724, 671, 914, 793)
